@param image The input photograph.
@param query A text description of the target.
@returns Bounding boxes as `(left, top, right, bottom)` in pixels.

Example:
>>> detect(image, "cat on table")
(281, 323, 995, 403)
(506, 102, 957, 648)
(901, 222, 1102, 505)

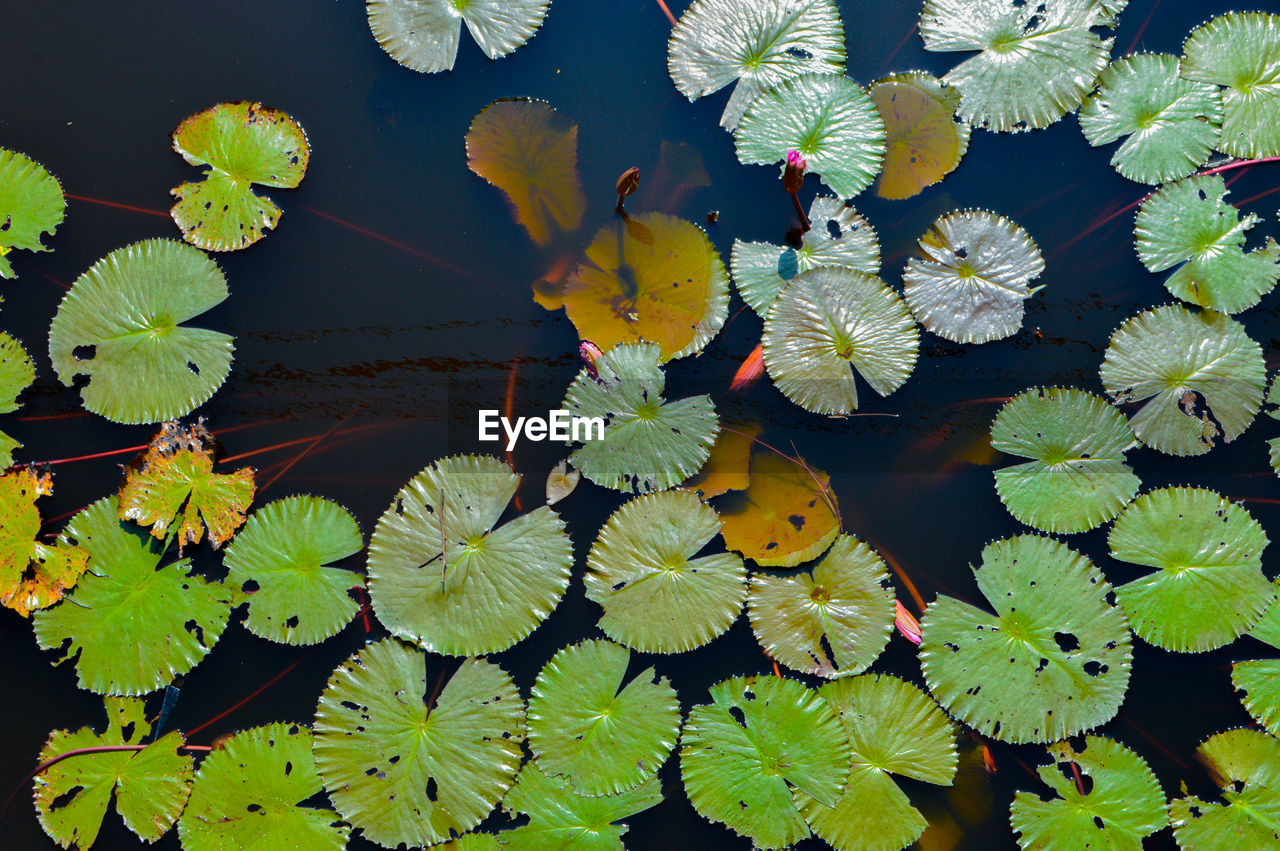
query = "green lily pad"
(1268, 374, 1280, 478)
(0, 432, 19, 471)
(920, 535, 1133, 744)
(990, 387, 1141, 534)
(735, 74, 887, 199)
(178, 723, 347, 851)
(1107, 487, 1272, 653)
(0, 148, 64, 279)
(1180, 12, 1280, 159)
(33, 496, 232, 695)
(1079, 54, 1223, 185)
(730, 196, 880, 316)
(901, 209, 1044, 344)
(1170, 729, 1280, 849)
(501, 761, 662, 850)
(313, 639, 525, 848)
(528, 639, 680, 796)
(667, 0, 846, 130)
(224, 495, 363, 645)
(367, 454, 572, 656)
(0, 470, 88, 617)
(762, 267, 919, 415)
(680, 675, 850, 849)
(747, 534, 894, 678)
(367, 0, 550, 74)
(585, 490, 746, 653)
(170, 102, 310, 252)
(562, 342, 719, 493)
(1010, 736, 1167, 850)
(1250, 582, 1280, 649)
(1234, 659, 1280, 737)
(47, 239, 234, 425)
(34, 698, 193, 849)
(1099, 304, 1265, 456)
(871, 71, 970, 200)
(920, 0, 1111, 132)
(0, 332, 35, 413)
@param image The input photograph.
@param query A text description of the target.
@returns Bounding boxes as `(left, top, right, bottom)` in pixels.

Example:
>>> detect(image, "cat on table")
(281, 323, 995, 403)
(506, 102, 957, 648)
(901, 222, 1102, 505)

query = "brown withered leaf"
(0, 468, 89, 616)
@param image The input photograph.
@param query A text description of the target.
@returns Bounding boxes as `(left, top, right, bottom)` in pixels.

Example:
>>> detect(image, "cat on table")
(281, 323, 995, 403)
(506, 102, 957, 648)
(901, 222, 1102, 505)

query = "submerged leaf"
(0, 469, 88, 617)
(0, 148, 64, 279)
(1234, 659, 1280, 737)
(1180, 12, 1280, 159)
(367, 0, 550, 73)
(871, 71, 970, 200)
(682, 423, 759, 499)
(1169, 729, 1280, 848)
(719, 448, 839, 567)
(502, 760, 662, 850)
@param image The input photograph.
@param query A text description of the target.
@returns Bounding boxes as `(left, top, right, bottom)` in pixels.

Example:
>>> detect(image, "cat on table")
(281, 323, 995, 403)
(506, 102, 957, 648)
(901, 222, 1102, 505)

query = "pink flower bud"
(784, 150, 807, 194)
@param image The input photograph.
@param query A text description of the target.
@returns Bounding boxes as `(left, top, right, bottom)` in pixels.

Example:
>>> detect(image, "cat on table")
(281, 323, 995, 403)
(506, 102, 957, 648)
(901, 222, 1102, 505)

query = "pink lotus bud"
(784, 150, 807, 194)
(894, 599, 922, 645)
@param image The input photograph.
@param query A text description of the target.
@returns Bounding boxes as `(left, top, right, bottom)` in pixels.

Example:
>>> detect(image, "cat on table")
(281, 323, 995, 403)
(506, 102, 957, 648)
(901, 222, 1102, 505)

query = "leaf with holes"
(871, 71, 970, 200)
(719, 448, 839, 567)
(502, 760, 662, 850)
(1170, 729, 1280, 849)
(1180, 12, 1280, 159)
(367, 0, 549, 73)
(0, 469, 88, 617)
(1234, 660, 1280, 737)
(682, 422, 759, 499)
(0, 148, 64, 279)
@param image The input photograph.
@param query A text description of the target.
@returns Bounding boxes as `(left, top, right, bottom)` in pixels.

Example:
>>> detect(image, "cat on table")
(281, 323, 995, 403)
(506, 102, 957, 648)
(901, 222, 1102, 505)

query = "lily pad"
(902, 209, 1044, 344)
(682, 423, 759, 499)
(367, 0, 550, 73)
(990, 387, 1141, 534)
(1233, 659, 1280, 737)
(719, 448, 840, 567)
(47, 239, 235, 424)
(667, 0, 846, 130)
(747, 534, 895, 678)
(1099, 304, 1265, 456)
(0, 469, 88, 617)
(313, 639, 525, 848)
(919, 0, 1111, 132)
(1079, 53, 1223, 184)
(1268, 374, 1280, 478)
(224, 495, 363, 645)
(367, 454, 572, 655)
(1133, 174, 1280, 314)
(1180, 12, 1280, 159)
(735, 74, 887, 199)
(501, 761, 662, 850)
(1107, 486, 1272, 653)
(33, 496, 232, 695)
(0, 148, 64, 278)
(762, 267, 919, 415)
(0, 332, 35, 413)
(1250, 581, 1280, 649)
(585, 490, 746, 653)
(1169, 728, 1280, 849)
(170, 102, 310, 251)
(919, 535, 1133, 744)
(178, 723, 348, 851)
(870, 71, 970, 200)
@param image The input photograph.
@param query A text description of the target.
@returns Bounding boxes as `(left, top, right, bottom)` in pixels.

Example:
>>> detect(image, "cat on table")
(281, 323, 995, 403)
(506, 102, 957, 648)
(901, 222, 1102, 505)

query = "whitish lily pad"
(736, 74, 886, 199)
(313, 639, 525, 848)
(1170, 729, 1280, 849)
(762, 267, 919, 415)
(1010, 736, 1167, 850)
(1079, 54, 1223, 184)
(871, 71, 970, 200)
(48, 239, 234, 424)
(1180, 12, 1280, 159)
(585, 490, 746, 653)
(367, 0, 550, 73)
(502, 761, 662, 849)
(920, 535, 1133, 744)
(991, 387, 1141, 534)
(719, 449, 840, 567)
(902, 210, 1044, 344)
(367, 454, 572, 656)
(1234, 660, 1280, 737)
(1134, 174, 1280, 314)
(747, 534, 895, 678)
(0, 469, 88, 618)
(1099, 305, 1265, 456)
(667, 0, 846, 130)
(1108, 487, 1272, 653)
(0, 148, 64, 278)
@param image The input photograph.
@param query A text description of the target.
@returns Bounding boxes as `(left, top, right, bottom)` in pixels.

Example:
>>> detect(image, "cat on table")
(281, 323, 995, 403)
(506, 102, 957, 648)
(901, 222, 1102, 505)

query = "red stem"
(652, 0, 677, 26)
(1197, 156, 1280, 178)
(64, 193, 169, 219)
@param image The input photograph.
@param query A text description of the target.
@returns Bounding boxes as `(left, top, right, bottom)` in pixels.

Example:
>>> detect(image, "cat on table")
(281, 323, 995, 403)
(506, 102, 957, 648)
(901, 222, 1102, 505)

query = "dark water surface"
(2, 1, 1277, 848)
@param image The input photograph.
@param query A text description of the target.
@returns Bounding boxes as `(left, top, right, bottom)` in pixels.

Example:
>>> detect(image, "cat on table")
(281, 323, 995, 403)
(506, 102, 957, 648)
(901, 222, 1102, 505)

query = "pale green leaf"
(1234, 659, 1280, 737)
(0, 148, 64, 278)
(1180, 12, 1280, 159)
(1170, 729, 1280, 849)
(501, 761, 662, 850)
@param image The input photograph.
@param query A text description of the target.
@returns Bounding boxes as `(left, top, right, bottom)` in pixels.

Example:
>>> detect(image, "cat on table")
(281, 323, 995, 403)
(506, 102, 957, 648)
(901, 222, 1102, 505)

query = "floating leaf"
(178, 723, 347, 851)
(730, 197, 880, 316)
(224, 495, 362, 645)
(501, 760, 662, 850)
(719, 448, 839, 567)
(1079, 53, 1223, 184)
(902, 210, 1044, 344)
(1133, 174, 1280, 314)
(545, 458, 579, 505)
(562, 342, 719, 493)
(585, 490, 746, 653)
(368, 454, 572, 655)
(0, 432, 18, 471)
(736, 74, 886, 199)
(682, 422, 759, 499)
(919, 0, 1111, 132)
(747, 534, 894, 678)
(170, 102, 309, 251)
(47, 239, 234, 424)
(667, 0, 846, 130)
(558, 213, 729, 360)
(1107, 487, 1272, 653)
(33, 496, 232, 695)
(1268, 374, 1280, 478)
(528, 639, 680, 796)
(871, 71, 970, 200)
(990, 387, 1141, 534)
(313, 639, 525, 848)
(762, 267, 919, 415)
(34, 698, 193, 849)
(0, 331, 34, 465)
(1170, 729, 1280, 848)
(680, 675, 850, 849)
(1234, 660, 1280, 737)
(1099, 304, 1265, 456)
(0, 148, 64, 279)
(1180, 12, 1280, 159)
(920, 535, 1133, 744)
(0, 469, 88, 617)
(1010, 736, 1167, 850)
(465, 99, 585, 246)
(367, 0, 550, 73)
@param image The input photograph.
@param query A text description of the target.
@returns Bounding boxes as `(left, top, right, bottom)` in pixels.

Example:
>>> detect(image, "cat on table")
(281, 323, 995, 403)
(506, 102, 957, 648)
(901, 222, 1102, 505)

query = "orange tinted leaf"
(871, 73, 969, 201)
(683, 423, 761, 499)
(719, 450, 839, 567)
(0, 469, 89, 616)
